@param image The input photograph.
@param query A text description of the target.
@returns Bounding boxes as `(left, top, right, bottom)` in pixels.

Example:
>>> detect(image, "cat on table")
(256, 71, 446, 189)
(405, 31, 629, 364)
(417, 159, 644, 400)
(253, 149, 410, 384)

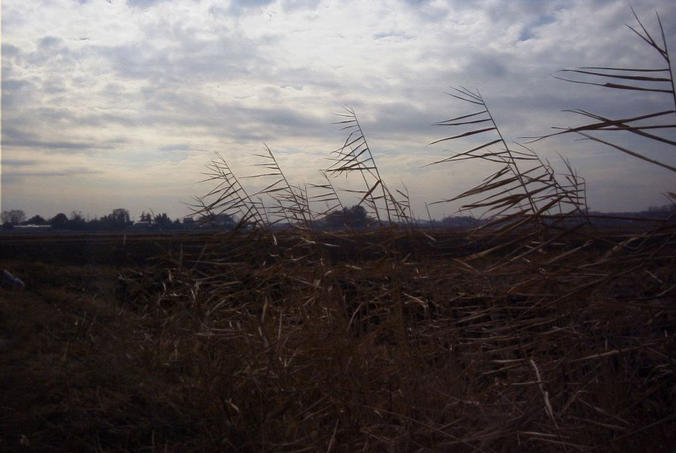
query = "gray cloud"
(399, 0, 450, 21)
(1, 78, 33, 92)
(2, 43, 21, 57)
(1, 126, 126, 154)
(228, 0, 276, 16)
(127, 0, 172, 8)
(2, 159, 41, 167)
(518, 14, 556, 41)
(2, 167, 103, 187)
(281, 0, 321, 12)
(37, 36, 62, 48)
(3, 138, 101, 152)
(94, 29, 264, 83)
(373, 31, 413, 41)
(159, 144, 189, 152)
(463, 52, 509, 79)
(10, 167, 103, 178)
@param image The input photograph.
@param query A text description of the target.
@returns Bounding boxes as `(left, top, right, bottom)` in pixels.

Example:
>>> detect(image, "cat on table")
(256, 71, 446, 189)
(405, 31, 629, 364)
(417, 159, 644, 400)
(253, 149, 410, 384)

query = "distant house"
(131, 220, 152, 230)
(14, 224, 52, 231)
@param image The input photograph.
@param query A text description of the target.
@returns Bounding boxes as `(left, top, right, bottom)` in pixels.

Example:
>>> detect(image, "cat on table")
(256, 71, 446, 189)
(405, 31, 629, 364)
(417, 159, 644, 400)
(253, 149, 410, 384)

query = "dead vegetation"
(1, 10, 675, 452)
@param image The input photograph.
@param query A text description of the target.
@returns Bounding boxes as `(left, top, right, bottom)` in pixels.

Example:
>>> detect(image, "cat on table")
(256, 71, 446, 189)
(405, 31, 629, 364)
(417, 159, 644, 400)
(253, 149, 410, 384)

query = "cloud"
(463, 52, 509, 78)
(373, 31, 413, 41)
(518, 14, 556, 41)
(127, 0, 172, 8)
(228, 0, 276, 16)
(10, 167, 103, 178)
(2, 43, 21, 56)
(37, 35, 63, 48)
(1, 125, 125, 154)
(281, 0, 321, 12)
(1, 78, 33, 92)
(2, 159, 41, 167)
(2, 166, 104, 186)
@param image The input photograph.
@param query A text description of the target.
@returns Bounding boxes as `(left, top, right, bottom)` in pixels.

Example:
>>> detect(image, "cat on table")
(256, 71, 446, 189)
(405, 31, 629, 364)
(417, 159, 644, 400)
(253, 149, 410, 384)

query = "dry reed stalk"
(326, 107, 411, 226)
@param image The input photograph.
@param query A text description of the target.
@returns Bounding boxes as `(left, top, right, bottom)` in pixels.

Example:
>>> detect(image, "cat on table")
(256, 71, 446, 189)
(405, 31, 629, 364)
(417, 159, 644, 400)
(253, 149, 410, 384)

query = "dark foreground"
(0, 230, 674, 451)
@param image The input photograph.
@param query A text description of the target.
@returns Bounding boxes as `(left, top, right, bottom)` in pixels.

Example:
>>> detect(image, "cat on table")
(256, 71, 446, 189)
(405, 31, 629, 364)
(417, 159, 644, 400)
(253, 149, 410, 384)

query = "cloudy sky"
(2, 0, 675, 220)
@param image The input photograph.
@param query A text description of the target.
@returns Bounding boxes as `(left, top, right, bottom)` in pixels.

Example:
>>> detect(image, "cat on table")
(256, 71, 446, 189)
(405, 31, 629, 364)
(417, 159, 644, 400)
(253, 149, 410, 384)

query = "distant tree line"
(0, 208, 235, 232)
(1, 205, 377, 232)
(5, 203, 671, 232)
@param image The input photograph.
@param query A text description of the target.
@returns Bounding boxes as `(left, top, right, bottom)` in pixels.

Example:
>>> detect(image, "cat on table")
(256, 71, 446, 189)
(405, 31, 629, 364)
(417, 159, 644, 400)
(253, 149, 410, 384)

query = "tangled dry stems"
(111, 225, 675, 452)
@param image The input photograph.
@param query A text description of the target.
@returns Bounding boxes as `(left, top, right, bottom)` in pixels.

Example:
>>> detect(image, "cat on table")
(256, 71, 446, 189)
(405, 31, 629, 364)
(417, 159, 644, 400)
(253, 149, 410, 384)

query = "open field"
(0, 228, 674, 452)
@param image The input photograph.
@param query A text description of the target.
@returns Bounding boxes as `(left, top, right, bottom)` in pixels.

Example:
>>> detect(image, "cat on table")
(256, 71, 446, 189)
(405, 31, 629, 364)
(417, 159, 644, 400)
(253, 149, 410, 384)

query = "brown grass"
(1, 227, 674, 452)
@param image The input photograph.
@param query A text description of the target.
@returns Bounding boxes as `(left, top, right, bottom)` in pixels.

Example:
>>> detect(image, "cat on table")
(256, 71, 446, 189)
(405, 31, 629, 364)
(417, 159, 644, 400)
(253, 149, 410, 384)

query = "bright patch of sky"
(2, 0, 675, 220)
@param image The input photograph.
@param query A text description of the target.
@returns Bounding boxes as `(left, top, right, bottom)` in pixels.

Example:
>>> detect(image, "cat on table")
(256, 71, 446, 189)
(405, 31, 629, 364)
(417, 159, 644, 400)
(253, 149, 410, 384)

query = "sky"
(2, 0, 675, 221)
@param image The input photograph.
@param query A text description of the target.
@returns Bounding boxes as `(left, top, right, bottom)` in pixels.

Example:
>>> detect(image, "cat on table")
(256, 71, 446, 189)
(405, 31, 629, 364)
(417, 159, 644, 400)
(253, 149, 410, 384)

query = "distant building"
(14, 224, 52, 230)
(131, 220, 152, 230)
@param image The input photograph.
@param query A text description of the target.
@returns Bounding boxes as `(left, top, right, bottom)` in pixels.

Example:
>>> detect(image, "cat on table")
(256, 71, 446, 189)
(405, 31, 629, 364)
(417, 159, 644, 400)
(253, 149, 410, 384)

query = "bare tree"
(1, 209, 26, 225)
